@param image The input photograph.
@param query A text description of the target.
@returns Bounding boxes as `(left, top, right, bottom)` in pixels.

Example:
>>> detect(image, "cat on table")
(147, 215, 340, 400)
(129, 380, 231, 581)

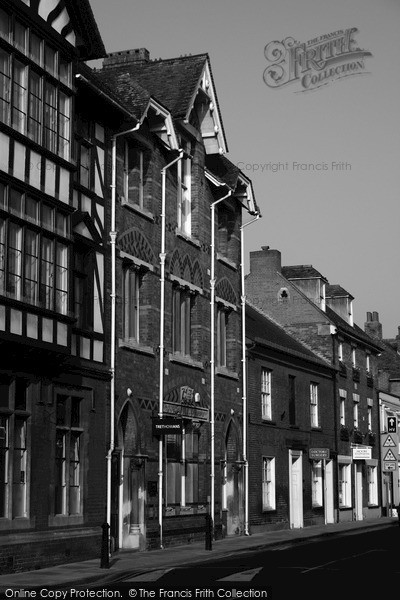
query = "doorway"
(289, 450, 303, 528)
(354, 462, 363, 520)
(117, 402, 146, 549)
(324, 459, 335, 524)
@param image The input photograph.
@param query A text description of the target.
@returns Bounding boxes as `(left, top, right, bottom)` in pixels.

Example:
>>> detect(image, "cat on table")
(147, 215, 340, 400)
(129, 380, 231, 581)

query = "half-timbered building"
(0, 0, 109, 572)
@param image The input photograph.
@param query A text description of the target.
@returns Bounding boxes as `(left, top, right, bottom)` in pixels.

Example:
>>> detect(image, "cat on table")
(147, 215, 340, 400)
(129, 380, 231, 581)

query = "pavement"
(0, 515, 398, 593)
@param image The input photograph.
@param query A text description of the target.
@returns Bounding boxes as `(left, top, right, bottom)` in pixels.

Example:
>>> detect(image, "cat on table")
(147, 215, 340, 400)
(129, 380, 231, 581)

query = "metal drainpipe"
(108, 123, 141, 544)
(158, 150, 184, 549)
(240, 212, 260, 536)
(210, 190, 232, 532)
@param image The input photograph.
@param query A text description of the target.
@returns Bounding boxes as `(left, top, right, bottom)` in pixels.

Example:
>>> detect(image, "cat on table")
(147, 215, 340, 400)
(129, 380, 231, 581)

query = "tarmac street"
(0, 516, 396, 594)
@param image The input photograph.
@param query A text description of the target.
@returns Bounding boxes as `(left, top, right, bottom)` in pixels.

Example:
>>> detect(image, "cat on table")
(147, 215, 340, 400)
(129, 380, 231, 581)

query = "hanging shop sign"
(152, 417, 183, 436)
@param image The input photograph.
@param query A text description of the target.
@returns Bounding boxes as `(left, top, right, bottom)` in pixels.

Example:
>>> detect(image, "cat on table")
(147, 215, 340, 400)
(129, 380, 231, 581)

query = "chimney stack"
(364, 311, 382, 340)
(103, 48, 150, 70)
(249, 247, 282, 278)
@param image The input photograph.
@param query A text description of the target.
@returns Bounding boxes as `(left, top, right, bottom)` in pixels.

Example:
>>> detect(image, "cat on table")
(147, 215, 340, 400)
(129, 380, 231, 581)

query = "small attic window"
(278, 287, 289, 303)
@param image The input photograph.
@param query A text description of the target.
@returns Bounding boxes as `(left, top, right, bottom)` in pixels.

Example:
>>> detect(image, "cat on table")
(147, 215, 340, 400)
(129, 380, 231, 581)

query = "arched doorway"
(222, 420, 243, 535)
(114, 401, 146, 549)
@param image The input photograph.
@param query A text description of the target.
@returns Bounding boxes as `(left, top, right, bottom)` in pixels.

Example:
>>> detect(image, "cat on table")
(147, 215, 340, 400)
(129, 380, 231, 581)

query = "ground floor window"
(311, 460, 323, 507)
(262, 456, 275, 511)
(0, 377, 30, 520)
(165, 426, 200, 506)
(55, 394, 83, 516)
(338, 462, 352, 508)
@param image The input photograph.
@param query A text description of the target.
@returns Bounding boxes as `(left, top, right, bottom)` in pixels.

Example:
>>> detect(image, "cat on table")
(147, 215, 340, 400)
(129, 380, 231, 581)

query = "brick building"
(92, 49, 260, 550)
(246, 302, 336, 532)
(364, 311, 400, 512)
(246, 247, 382, 524)
(0, 0, 110, 572)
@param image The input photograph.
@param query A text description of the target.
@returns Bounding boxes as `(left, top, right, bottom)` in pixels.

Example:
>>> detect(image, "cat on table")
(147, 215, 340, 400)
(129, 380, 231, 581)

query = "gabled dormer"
(282, 265, 328, 311)
(326, 284, 354, 326)
(187, 59, 227, 155)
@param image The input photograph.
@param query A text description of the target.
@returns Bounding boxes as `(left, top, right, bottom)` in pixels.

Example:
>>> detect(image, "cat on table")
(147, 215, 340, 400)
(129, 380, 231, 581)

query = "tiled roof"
(205, 155, 260, 214)
(326, 284, 353, 299)
(76, 63, 140, 121)
(92, 68, 150, 119)
(378, 339, 400, 378)
(325, 306, 383, 351)
(246, 302, 331, 369)
(205, 155, 240, 189)
(282, 265, 328, 281)
(96, 53, 213, 120)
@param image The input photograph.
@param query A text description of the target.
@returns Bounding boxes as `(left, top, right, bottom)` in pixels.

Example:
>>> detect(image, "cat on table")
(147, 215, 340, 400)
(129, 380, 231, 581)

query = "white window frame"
(173, 286, 192, 357)
(261, 368, 272, 421)
(311, 460, 323, 507)
(123, 267, 140, 342)
(351, 347, 357, 368)
(338, 341, 343, 362)
(310, 382, 319, 428)
(353, 393, 359, 429)
(338, 462, 352, 508)
(262, 456, 275, 511)
(339, 389, 347, 426)
(177, 140, 191, 236)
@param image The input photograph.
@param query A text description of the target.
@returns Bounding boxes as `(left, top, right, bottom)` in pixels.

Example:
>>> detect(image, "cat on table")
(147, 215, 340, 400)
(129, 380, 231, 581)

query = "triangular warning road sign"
(384, 449, 397, 461)
(383, 435, 396, 447)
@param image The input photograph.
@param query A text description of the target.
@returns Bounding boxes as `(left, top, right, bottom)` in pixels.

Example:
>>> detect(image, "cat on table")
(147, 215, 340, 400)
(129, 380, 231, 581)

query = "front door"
(354, 463, 363, 520)
(289, 450, 303, 528)
(324, 459, 335, 524)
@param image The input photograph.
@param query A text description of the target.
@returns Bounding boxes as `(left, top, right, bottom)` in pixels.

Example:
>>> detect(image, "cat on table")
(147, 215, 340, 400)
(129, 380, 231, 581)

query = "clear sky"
(90, 0, 400, 339)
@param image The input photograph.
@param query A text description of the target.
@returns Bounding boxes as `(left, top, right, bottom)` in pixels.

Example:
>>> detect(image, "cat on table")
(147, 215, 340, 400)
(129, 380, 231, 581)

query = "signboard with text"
(309, 448, 330, 460)
(352, 446, 372, 460)
(152, 418, 183, 436)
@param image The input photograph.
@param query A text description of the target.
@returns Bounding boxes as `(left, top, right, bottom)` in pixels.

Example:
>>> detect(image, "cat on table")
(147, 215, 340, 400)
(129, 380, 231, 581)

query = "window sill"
(120, 200, 155, 222)
(48, 515, 84, 527)
(215, 367, 239, 380)
(169, 353, 204, 370)
(262, 508, 276, 513)
(262, 419, 276, 426)
(175, 229, 201, 248)
(216, 253, 238, 270)
(0, 517, 35, 531)
(119, 339, 155, 356)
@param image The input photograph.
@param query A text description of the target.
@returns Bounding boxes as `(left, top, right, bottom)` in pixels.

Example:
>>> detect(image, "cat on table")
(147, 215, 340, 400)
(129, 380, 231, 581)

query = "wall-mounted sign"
(352, 446, 372, 460)
(309, 448, 330, 460)
(163, 400, 209, 422)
